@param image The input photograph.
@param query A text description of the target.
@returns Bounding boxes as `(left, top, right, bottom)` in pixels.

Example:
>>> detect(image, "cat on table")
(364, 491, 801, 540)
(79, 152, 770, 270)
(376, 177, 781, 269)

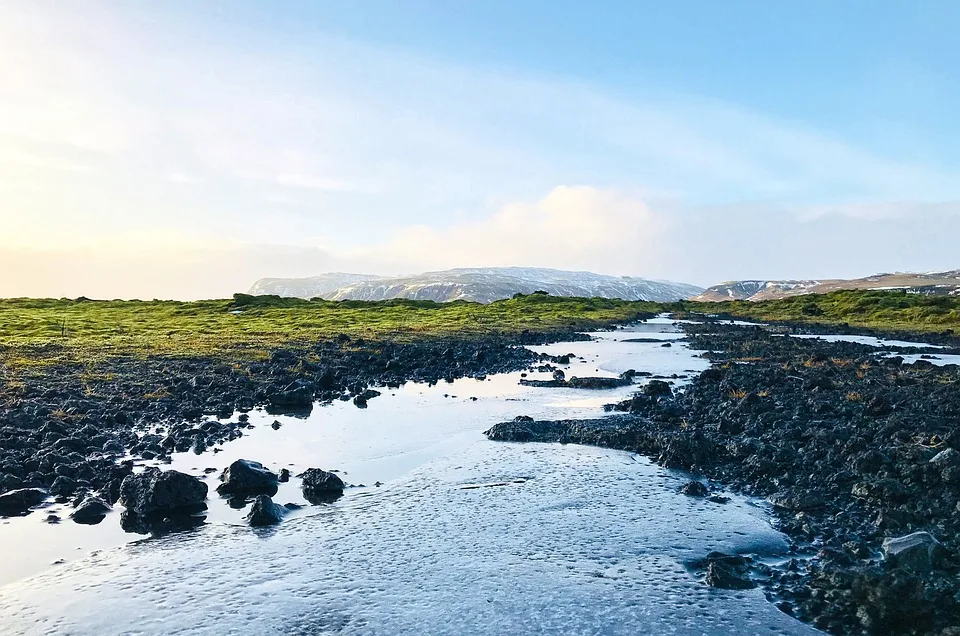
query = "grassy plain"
(687, 290, 960, 333)
(2, 289, 959, 370)
(0, 293, 661, 367)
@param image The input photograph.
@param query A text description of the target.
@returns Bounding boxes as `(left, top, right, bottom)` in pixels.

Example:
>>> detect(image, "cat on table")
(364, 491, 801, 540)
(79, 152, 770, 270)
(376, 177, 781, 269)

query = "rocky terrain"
(694, 270, 960, 302)
(487, 322, 960, 635)
(0, 330, 586, 526)
(6, 306, 960, 634)
(248, 267, 703, 303)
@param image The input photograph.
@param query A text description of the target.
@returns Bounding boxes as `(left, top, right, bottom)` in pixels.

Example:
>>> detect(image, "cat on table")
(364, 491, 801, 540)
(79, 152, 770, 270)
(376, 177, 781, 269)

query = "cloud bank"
(5, 187, 959, 300)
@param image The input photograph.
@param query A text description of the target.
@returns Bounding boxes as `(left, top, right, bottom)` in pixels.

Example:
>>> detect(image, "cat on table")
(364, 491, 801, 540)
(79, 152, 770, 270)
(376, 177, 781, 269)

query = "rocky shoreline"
(0, 330, 588, 520)
(5, 316, 960, 633)
(487, 322, 960, 635)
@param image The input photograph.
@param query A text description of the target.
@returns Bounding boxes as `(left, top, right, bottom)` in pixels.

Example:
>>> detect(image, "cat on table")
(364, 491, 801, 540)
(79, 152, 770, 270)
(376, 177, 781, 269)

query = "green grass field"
(2, 290, 958, 370)
(683, 290, 960, 334)
(0, 293, 662, 367)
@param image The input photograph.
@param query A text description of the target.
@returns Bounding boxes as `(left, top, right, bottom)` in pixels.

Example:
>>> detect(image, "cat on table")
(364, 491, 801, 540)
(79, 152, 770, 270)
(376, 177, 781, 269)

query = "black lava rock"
(70, 496, 112, 525)
(217, 459, 279, 497)
(300, 468, 345, 504)
(679, 481, 708, 497)
(0, 488, 48, 515)
(246, 494, 286, 526)
(119, 467, 208, 516)
(704, 553, 755, 590)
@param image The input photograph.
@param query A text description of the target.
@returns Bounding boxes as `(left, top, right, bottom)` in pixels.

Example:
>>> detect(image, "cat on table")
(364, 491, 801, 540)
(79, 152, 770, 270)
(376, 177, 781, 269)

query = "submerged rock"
(679, 481, 708, 497)
(300, 468, 345, 504)
(246, 495, 286, 526)
(217, 459, 279, 497)
(704, 553, 755, 590)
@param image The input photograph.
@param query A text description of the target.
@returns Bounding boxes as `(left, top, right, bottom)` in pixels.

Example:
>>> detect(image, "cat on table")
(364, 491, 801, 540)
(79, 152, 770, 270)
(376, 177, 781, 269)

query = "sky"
(2, 1, 959, 299)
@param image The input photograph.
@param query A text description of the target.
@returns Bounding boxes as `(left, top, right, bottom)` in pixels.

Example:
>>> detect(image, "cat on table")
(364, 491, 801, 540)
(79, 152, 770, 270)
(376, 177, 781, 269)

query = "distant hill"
(248, 267, 703, 303)
(693, 270, 960, 302)
(247, 273, 388, 298)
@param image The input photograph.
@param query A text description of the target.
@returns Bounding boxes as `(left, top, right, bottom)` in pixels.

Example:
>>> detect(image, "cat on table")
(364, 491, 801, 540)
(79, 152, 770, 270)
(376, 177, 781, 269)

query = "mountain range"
(692, 270, 960, 301)
(249, 268, 960, 304)
(248, 267, 703, 303)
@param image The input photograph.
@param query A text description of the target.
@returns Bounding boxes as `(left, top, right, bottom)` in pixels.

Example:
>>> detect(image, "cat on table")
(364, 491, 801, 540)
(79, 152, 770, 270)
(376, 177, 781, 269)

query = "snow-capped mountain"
(247, 273, 388, 298)
(692, 280, 824, 302)
(693, 270, 960, 302)
(248, 267, 703, 303)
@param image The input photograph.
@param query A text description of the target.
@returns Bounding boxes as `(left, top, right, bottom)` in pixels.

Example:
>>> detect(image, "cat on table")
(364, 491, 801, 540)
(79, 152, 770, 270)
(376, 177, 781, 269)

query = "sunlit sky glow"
(2, 1, 959, 299)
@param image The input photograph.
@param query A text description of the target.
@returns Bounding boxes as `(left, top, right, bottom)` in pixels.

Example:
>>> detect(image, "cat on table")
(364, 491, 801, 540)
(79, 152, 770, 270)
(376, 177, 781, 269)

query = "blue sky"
(1, 1, 958, 298)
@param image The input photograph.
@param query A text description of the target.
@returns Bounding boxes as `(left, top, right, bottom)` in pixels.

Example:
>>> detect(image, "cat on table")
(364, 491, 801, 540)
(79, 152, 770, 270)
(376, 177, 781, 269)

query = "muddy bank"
(0, 330, 589, 514)
(487, 323, 960, 635)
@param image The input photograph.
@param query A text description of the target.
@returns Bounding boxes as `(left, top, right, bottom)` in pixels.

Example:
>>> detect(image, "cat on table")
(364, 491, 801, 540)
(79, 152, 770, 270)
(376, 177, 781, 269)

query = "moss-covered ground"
(2, 289, 958, 372)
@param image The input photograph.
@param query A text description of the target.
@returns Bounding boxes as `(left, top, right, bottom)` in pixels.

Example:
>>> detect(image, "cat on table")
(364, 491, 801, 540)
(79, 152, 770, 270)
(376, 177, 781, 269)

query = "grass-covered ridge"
(0, 293, 662, 366)
(684, 290, 960, 333)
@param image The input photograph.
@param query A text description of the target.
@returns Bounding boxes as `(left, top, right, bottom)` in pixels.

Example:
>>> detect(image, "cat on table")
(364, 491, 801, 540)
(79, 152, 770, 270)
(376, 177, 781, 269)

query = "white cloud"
(273, 173, 357, 192)
(356, 186, 666, 274)
(167, 173, 203, 185)
(792, 200, 960, 222)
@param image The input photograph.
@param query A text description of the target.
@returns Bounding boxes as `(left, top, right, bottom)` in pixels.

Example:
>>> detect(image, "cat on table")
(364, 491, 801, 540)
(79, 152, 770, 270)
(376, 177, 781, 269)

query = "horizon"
(3, 2, 960, 299)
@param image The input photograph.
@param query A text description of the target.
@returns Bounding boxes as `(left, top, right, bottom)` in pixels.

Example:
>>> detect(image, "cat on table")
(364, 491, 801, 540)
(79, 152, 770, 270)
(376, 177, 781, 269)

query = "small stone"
(704, 553, 754, 589)
(679, 481, 708, 497)
(930, 448, 958, 465)
(645, 380, 673, 396)
(70, 496, 112, 525)
(300, 468, 345, 504)
(882, 532, 942, 573)
(245, 495, 286, 526)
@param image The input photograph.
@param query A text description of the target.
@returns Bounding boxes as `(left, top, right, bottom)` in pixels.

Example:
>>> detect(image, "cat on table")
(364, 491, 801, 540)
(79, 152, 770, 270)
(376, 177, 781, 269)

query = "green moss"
(0, 294, 662, 368)
(681, 290, 960, 333)
(3, 290, 956, 372)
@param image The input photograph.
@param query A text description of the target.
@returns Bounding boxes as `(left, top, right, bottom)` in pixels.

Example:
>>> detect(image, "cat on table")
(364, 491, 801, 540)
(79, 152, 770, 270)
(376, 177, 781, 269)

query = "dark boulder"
(119, 467, 208, 516)
(0, 487, 48, 515)
(767, 488, 826, 512)
(217, 459, 279, 497)
(882, 532, 943, 573)
(50, 475, 77, 497)
(704, 553, 755, 589)
(567, 376, 631, 389)
(300, 468, 345, 504)
(644, 380, 673, 397)
(679, 480, 708, 496)
(266, 380, 315, 412)
(70, 496, 112, 525)
(246, 494, 286, 526)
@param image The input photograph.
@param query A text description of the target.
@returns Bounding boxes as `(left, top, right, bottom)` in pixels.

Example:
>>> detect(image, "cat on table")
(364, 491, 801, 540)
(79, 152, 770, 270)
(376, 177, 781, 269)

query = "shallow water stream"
(0, 319, 823, 635)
